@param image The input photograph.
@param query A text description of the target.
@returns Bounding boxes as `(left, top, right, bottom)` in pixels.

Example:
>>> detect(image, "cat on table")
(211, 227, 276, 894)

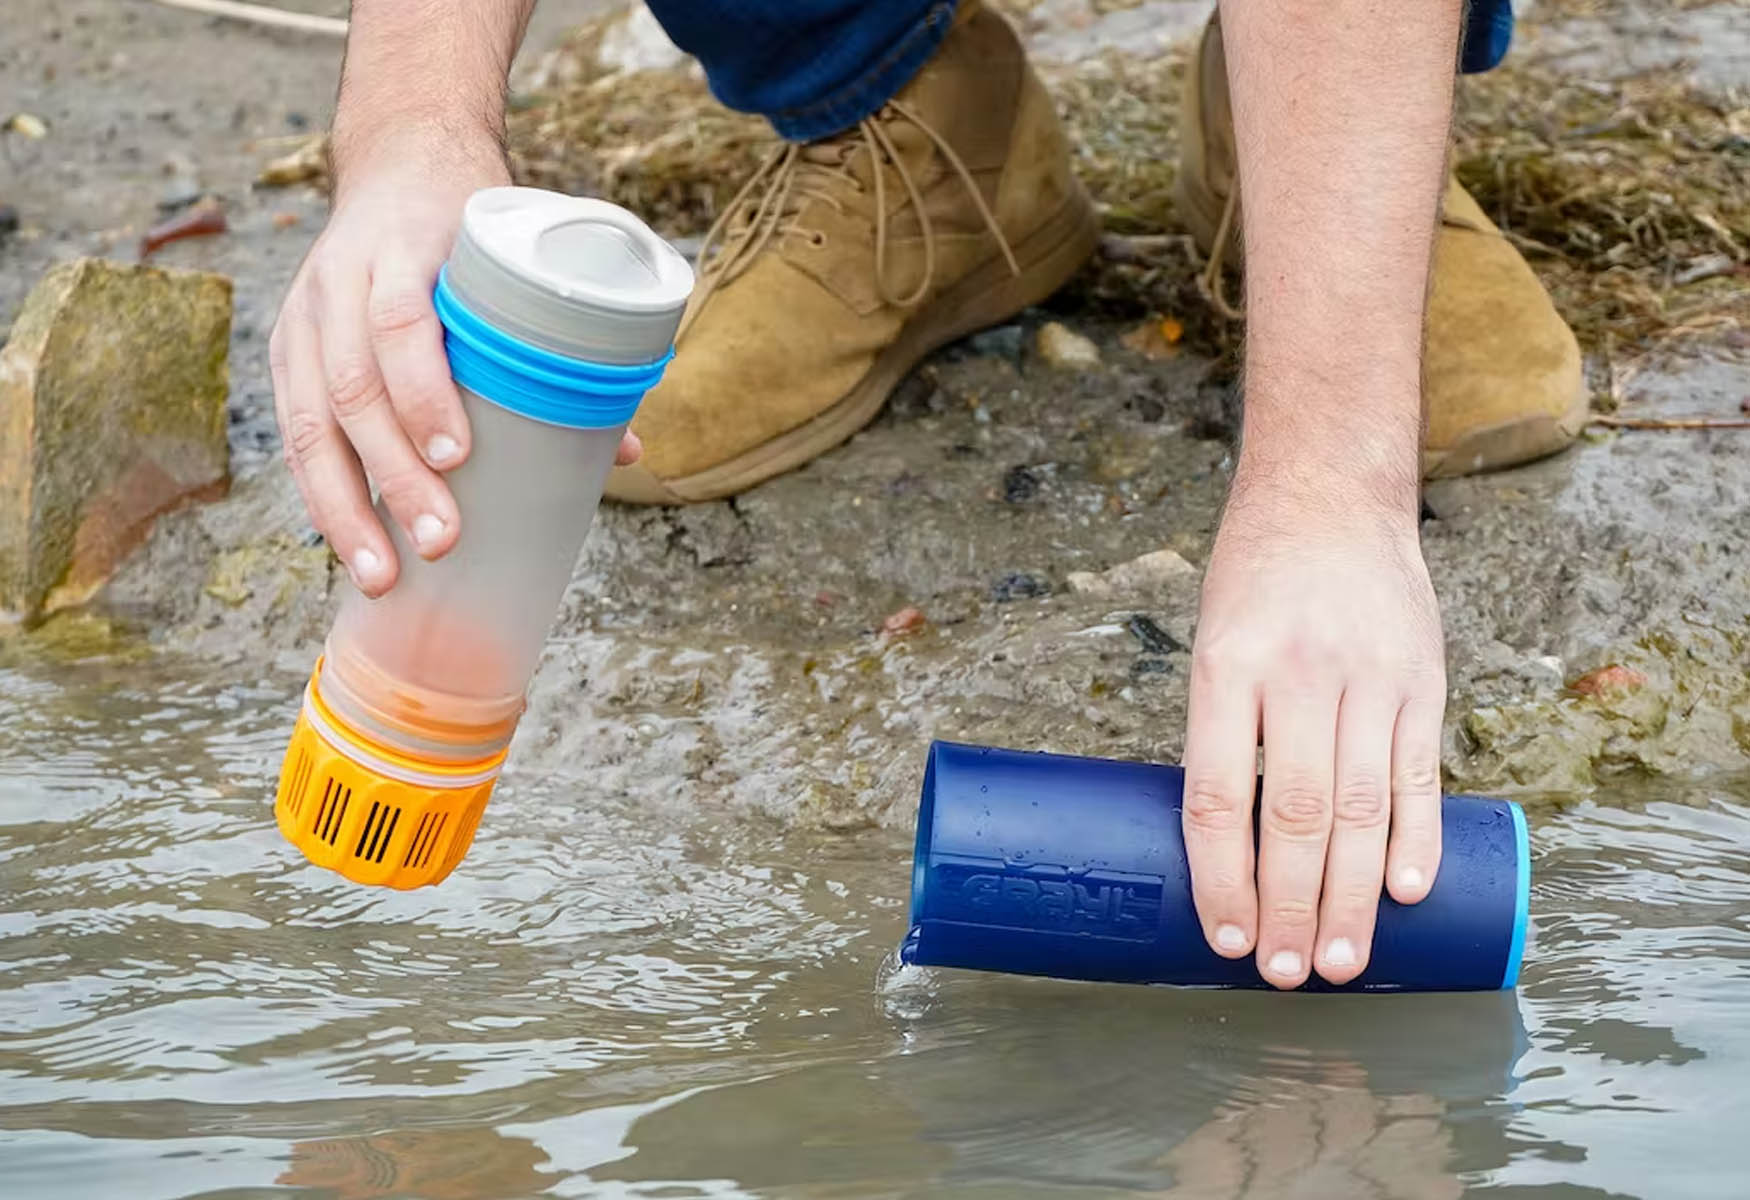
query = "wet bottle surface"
(904, 741, 1530, 992)
(277, 189, 694, 886)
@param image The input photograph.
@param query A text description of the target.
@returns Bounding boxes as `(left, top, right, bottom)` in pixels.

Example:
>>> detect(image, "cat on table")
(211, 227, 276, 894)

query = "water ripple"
(1, 655, 1747, 1197)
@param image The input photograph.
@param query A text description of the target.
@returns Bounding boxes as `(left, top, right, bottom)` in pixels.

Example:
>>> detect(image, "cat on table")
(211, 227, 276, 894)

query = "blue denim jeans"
(645, 1, 1515, 141)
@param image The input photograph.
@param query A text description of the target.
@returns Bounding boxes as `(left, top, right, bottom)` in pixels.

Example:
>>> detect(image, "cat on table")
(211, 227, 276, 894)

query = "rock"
(881, 605, 927, 636)
(597, 5, 687, 74)
(256, 134, 328, 189)
(0, 203, 17, 238)
(1119, 316, 1184, 360)
(4, 113, 47, 140)
(1570, 664, 1648, 698)
(0, 258, 231, 623)
(1066, 548, 1198, 598)
(991, 572, 1050, 602)
(968, 324, 1024, 361)
(157, 176, 204, 212)
(1529, 655, 1567, 690)
(1002, 464, 1040, 503)
(1035, 321, 1101, 370)
(1125, 613, 1184, 655)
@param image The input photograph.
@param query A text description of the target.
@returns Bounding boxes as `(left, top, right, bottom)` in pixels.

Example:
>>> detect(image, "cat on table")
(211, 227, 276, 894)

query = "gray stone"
(968, 324, 1025, 361)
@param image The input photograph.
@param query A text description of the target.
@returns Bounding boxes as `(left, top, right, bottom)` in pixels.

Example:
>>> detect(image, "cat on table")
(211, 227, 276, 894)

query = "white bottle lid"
(445, 187, 694, 365)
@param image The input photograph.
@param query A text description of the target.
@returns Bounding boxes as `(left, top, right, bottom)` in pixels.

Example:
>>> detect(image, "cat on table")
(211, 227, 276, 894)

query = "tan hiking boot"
(1175, 14, 1588, 479)
(607, 0, 1100, 504)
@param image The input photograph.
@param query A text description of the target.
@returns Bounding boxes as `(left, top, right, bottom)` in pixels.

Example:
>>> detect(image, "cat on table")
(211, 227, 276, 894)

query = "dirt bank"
(7, 0, 1748, 827)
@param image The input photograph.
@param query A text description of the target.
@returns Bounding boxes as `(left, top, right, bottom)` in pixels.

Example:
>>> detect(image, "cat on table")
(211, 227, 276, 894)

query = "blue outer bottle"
(902, 742, 1529, 992)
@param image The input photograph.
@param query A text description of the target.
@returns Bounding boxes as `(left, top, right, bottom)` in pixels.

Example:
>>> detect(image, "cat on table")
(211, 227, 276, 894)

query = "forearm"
(330, 0, 536, 186)
(1220, 0, 1462, 515)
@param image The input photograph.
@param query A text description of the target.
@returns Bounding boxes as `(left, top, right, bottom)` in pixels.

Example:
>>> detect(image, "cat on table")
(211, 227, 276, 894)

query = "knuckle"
(368, 290, 430, 341)
(1183, 777, 1249, 835)
(1266, 897, 1318, 928)
(370, 465, 430, 508)
(387, 382, 443, 431)
(1193, 637, 1259, 680)
(281, 408, 330, 464)
(1263, 779, 1331, 838)
(1393, 761, 1442, 800)
(325, 356, 386, 419)
(1198, 866, 1248, 896)
(1333, 777, 1390, 827)
(1333, 880, 1384, 914)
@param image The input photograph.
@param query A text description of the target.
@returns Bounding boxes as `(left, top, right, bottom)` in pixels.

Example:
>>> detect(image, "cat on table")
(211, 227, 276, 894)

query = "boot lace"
(684, 100, 1020, 336)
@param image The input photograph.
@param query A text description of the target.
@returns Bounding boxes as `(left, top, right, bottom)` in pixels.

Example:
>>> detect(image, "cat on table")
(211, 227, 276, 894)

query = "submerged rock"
(0, 258, 231, 623)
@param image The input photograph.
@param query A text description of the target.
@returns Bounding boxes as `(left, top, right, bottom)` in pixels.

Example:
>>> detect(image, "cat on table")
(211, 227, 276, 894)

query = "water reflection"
(581, 985, 1526, 1198)
(1, 651, 1747, 1198)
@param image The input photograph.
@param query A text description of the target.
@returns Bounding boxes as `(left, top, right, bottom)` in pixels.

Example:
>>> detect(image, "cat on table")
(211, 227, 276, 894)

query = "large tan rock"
(1, 258, 231, 622)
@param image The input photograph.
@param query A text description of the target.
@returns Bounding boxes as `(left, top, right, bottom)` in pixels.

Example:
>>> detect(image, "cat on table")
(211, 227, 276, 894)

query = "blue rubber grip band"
(1501, 800, 1530, 989)
(433, 268, 673, 430)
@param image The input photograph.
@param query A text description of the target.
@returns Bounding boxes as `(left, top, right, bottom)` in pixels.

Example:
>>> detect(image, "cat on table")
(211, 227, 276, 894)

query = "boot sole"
(610, 182, 1103, 504)
(1420, 377, 1591, 479)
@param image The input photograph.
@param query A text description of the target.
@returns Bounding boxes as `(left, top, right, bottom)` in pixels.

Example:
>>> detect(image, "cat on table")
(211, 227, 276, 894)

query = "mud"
(7, 0, 1750, 828)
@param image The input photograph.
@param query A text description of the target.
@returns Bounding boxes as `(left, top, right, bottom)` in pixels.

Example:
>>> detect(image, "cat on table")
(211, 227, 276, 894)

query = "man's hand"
(1180, 0, 1466, 985)
(271, 137, 500, 597)
(1182, 480, 1445, 988)
(268, 0, 639, 598)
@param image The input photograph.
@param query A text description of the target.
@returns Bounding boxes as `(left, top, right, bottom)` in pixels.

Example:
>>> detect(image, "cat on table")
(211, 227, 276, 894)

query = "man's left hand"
(1179, 477, 1447, 988)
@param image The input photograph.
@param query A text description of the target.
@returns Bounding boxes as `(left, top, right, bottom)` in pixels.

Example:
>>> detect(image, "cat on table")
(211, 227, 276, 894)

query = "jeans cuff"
(768, 2, 958, 141)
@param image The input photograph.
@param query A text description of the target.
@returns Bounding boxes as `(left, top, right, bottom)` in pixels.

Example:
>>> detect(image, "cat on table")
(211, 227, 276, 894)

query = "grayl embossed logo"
(958, 872, 1161, 932)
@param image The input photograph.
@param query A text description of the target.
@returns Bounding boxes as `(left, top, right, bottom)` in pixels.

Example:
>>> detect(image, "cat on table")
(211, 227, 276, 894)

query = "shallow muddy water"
(2, 652, 1747, 1199)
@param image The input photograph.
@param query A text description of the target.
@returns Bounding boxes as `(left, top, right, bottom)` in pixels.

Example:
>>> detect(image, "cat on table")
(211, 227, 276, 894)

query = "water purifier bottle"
(274, 188, 693, 888)
(903, 741, 1529, 991)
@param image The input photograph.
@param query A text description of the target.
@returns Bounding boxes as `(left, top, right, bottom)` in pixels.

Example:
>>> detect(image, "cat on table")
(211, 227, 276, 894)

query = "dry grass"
(1452, 67, 1749, 352)
(499, 9, 1747, 359)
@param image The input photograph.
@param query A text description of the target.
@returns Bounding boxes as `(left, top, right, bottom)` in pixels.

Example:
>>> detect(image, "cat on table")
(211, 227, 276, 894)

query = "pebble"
(1125, 614, 1184, 655)
(881, 605, 927, 636)
(0, 203, 18, 238)
(1002, 464, 1039, 503)
(968, 324, 1024, 361)
(1035, 321, 1102, 370)
(1569, 664, 1648, 697)
(158, 176, 204, 212)
(990, 572, 1049, 603)
(4, 113, 47, 140)
(1066, 548, 1197, 597)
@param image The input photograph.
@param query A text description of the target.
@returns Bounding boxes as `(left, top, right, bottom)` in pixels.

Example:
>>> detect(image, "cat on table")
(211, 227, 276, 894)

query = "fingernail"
(425, 434, 460, 466)
(1216, 924, 1248, 953)
(1266, 949, 1302, 979)
(350, 548, 382, 586)
(1397, 866, 1426, 893)
(412, 513, 446, 550)
(1323, 937, 1357, 968)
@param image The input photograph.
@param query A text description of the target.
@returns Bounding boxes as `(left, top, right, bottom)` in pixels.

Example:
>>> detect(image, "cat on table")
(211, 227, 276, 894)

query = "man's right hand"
(269, 135, 646, 599)
(269, 136, 504, 597)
